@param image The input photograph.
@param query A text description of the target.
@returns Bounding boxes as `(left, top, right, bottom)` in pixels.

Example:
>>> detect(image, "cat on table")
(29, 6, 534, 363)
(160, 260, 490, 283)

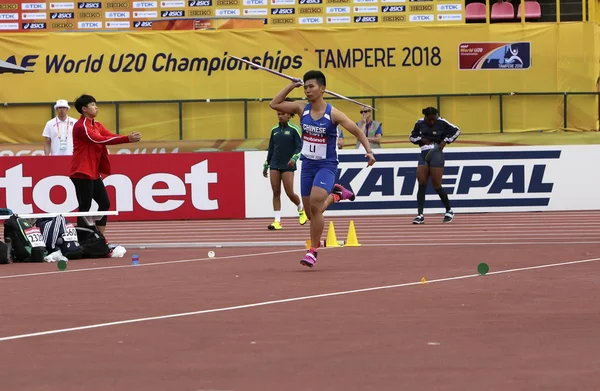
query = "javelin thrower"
(228, 55, 376, 269)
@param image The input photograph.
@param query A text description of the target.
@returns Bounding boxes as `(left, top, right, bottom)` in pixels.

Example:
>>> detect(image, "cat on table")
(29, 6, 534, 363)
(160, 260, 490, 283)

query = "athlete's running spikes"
(333, 184, 355, 201)
(300, 250, 317, 268)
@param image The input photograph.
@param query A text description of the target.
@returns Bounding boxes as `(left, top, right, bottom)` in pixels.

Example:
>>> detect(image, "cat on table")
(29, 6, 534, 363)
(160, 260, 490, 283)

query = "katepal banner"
(1, 23, 598, 104)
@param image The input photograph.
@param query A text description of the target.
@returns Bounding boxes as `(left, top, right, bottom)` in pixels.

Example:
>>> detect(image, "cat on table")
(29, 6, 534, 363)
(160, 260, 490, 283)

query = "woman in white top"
(42, 99, 78, 156)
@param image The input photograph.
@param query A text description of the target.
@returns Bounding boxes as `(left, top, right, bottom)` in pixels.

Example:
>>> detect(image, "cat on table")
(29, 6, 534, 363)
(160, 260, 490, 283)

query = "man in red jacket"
(70, 94, 142, 234)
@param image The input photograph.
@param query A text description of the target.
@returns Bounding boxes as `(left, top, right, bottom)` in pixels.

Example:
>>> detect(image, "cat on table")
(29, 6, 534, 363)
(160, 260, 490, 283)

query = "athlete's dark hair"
(74, 94, 97, 114)
(422, 106, 439, 117)
(303, 70, 326, 86)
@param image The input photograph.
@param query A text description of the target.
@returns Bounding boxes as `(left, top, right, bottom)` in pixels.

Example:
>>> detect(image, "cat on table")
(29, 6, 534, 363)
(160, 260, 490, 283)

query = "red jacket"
(70, 116, 130, 180)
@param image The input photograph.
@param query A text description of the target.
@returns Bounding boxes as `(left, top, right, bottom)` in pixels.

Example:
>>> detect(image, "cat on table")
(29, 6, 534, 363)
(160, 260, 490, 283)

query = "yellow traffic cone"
(345, 220, 361, 247)
(325, 221, 340, 247)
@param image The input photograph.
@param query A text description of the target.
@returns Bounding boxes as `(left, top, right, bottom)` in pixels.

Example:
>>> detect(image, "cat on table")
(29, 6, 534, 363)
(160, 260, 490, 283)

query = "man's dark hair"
(422, 106, 439, 117)
(303, 70, 326, 87)
(74, 94, 97, 114)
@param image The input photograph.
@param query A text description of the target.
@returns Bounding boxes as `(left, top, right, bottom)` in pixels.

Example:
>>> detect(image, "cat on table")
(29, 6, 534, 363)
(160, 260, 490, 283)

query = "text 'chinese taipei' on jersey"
(300, 103, 339, 163)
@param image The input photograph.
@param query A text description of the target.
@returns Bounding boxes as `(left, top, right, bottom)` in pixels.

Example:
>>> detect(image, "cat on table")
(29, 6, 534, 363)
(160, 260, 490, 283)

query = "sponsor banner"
(0, 139, 273, 156)
(0, 152, 246, 221)
(0, 0, 467, 31)
(244, 146, 600, 218)
(0, 23, 597, 140)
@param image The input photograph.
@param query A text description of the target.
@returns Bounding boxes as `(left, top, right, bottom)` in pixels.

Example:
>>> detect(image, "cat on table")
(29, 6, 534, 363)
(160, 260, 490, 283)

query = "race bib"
(302, 134, 327, 160)
(59, 139, 68, 150)
(63, 224, 78, 242)
(24, 227, 45, 248)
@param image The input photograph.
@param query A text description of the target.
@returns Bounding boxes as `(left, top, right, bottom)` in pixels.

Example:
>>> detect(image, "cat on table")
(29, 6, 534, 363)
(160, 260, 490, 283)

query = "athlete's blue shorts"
(300, 159, 338, 197)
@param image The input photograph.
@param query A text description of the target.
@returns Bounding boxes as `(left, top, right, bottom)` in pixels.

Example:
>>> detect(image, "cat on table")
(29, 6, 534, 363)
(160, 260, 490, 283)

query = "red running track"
(1, 211, 600, 391)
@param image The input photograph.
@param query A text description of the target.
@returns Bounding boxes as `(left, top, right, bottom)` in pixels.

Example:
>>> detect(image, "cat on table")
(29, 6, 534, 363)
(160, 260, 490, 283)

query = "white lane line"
(1, 256, 599, 342)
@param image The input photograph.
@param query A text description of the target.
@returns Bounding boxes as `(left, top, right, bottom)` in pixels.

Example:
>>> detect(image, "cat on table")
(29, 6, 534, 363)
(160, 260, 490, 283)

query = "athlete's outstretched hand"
(365, 152, 376, 167)
(289, 79, 303, 88)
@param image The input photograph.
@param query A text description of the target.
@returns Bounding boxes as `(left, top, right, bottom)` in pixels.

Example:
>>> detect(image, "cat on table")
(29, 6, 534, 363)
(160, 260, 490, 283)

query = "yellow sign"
(0, 23, 598, 142)
(0, 0, 465, 32)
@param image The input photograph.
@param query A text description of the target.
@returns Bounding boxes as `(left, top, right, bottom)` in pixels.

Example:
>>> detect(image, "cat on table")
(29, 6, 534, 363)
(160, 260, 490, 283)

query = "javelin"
(227, 54, 376, 111)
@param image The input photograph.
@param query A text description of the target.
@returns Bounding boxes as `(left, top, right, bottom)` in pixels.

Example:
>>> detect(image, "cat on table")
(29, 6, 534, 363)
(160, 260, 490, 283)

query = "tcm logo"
(326, 6, 349, 12)
(354, 15, 377, 22)
(105, 11, 130, 17)
(78, 21, 102, 28)
(0, 13, 18, 20)
(299, 0, 322, 3)
(0, 55, 38, 74)
(22, 22, 47, 29)
(381, 5, 405, 11)
(22, 3, 47, 10)
(298, 16, 322, 23)
(50, 12, 75, 18)
(133, 1, 158, 7)
(161, 10, 185, 16)
(188, 0, 212, 5)
(216, 8, 240, 15)
(134, 20, 153, 27)
(438, 3, 461, 11)
(409, 14, 433, 21)
(271, 7, 294, 13)
(77, 2, 101, 8)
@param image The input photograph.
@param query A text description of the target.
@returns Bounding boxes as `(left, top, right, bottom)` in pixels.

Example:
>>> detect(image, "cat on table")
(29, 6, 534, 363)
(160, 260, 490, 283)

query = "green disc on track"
(477, 262, 489, 275)
(57, 260, 68, 271)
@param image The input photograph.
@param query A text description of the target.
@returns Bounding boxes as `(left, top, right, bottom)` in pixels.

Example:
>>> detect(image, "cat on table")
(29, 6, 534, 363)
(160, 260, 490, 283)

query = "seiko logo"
(409, 5, 432, 11)
(354, 15, 377, 22)
(271, 7, 294, 13)
(299, 7, 322, 13)
(216, 0, 238, 4)
(50, 12, 74, 18)
(77, 2, 101, 8)
(22, 22, 47, 29)
(134, 20, 152, 27)
(326, 0, 349, 3)
(382, 15, 404, 21)
(189, 9, 211, 15)
(381, 5, 404, 11)
(51, 22, 74, 27)
(0, 4, 18, 9)
(161, 10, 184, 16)
(79, 11, 101, 17)
(188, 0, 212, 5)
(272, 17, 294, 23)
(106, 2, 129, 7)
